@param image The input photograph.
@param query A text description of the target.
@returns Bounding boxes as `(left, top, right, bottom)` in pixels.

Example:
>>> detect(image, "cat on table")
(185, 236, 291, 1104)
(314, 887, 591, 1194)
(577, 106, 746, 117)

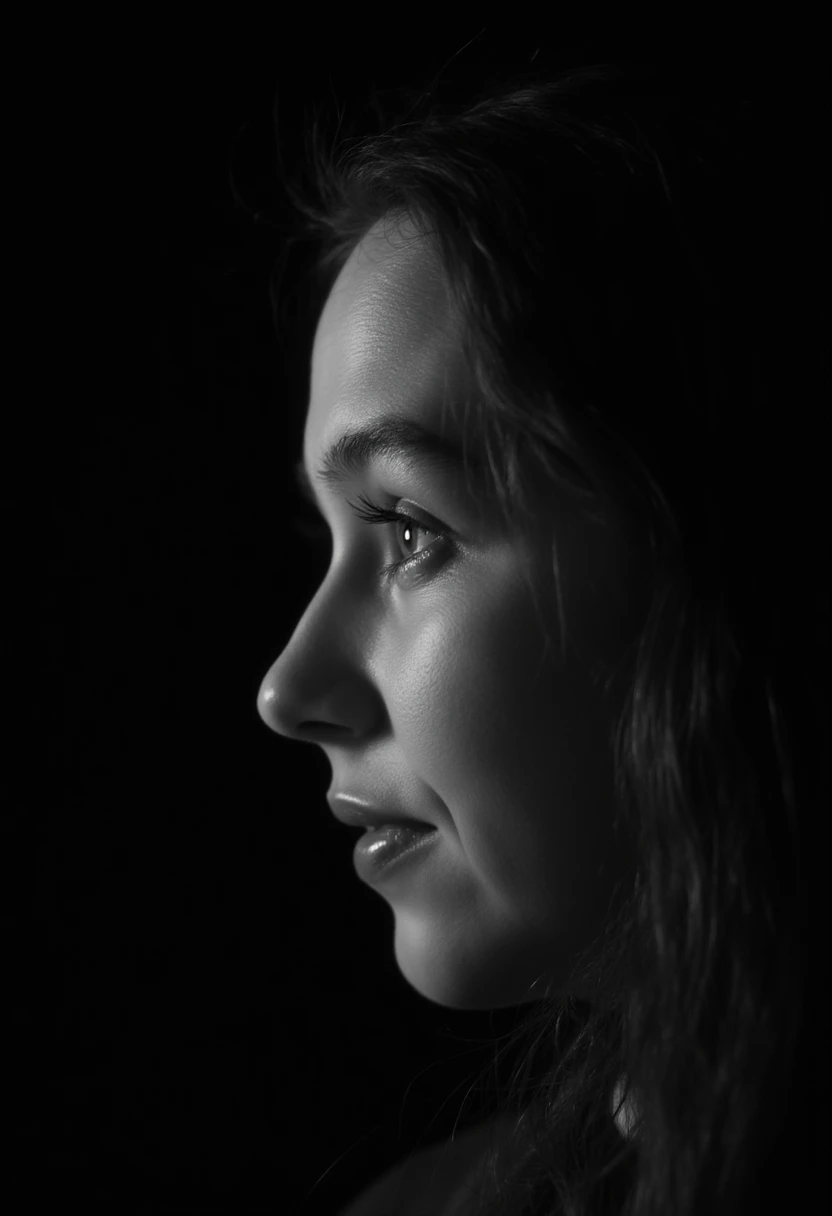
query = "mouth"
(352, 820, 441, 882)
(328, 792, 436, 835)
(360, 820, 436, 834)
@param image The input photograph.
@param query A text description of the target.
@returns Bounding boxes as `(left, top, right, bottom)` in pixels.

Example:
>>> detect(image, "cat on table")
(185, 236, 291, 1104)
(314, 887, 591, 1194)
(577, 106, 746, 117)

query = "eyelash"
(348, 493, 446, 584)
(292, 492, 447, 585)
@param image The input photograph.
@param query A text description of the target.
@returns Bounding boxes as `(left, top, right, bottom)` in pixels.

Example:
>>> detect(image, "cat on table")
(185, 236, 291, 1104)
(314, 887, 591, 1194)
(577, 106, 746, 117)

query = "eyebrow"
(293, 415, 476, 505)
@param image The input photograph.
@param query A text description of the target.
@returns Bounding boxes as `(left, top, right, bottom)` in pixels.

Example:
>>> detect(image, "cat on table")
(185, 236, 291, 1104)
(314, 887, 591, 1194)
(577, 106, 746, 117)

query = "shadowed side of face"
(257, 214, 650, 1010)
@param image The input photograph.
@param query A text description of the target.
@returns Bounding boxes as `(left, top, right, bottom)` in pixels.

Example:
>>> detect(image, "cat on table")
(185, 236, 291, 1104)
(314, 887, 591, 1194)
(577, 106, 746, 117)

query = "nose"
(256, 652, 350, 744)
(256, 676, 282, 727)
(255, 584, 379, 744)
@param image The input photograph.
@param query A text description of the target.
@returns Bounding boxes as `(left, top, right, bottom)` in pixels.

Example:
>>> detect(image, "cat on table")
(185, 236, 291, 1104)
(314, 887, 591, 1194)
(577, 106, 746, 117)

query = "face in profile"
(258, 215, 651, 1010)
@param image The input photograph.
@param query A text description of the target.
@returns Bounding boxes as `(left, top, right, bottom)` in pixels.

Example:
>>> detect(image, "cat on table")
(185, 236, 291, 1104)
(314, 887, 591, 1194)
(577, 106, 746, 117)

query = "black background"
(8, 16, 825, 1214)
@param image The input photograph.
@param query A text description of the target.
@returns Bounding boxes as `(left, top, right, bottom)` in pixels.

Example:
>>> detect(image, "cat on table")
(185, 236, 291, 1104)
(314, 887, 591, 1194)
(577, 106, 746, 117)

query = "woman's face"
(257, 217, 650, 1010)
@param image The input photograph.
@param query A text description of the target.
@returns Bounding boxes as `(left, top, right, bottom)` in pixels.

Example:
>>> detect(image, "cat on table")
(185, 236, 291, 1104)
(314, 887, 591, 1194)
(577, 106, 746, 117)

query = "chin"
(391, 915, 559, 1010)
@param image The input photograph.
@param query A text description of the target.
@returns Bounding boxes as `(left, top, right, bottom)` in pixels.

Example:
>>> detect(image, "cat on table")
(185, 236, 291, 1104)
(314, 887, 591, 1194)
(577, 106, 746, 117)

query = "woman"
(255, 47, 829, 1215)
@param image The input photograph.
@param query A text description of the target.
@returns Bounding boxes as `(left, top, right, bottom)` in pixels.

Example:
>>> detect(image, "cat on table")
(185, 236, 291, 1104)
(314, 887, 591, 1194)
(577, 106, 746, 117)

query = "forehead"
(306, 218, 470, 455)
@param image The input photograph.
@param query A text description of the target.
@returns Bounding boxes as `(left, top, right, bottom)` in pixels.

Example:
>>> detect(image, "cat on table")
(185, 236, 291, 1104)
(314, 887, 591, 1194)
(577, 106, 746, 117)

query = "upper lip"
(327, 792, 435, 833)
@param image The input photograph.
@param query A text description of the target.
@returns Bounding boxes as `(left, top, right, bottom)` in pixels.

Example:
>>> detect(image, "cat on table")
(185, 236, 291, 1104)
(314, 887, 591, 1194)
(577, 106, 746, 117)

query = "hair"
(253, 44, 829, 1216)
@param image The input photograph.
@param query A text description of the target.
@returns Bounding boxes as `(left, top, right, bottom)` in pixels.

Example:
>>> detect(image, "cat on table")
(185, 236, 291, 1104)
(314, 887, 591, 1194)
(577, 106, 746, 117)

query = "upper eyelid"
(348, 494, 441, 531)
(297, 488, 445, 531)
(291, 497, 425, 525)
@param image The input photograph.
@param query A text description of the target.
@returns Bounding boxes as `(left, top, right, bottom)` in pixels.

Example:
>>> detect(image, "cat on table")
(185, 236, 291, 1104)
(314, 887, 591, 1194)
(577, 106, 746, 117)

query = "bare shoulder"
(337, 1114, 516, 1216)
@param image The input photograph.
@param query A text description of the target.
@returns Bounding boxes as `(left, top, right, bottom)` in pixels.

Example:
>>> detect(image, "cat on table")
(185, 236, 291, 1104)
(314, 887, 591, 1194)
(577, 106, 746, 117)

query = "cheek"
(383, 574, 630, 931)
(390, 579, 543, 772)
(390, 570, 614, 785)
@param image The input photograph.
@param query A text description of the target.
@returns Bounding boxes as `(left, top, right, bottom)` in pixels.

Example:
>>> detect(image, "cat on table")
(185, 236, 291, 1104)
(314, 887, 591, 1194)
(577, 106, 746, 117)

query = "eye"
(347, 493, 448, 584)
(291, 494, 450, 586)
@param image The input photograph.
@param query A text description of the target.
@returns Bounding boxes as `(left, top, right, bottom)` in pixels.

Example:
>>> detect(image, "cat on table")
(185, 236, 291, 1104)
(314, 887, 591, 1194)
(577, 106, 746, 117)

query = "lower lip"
(352, 824, 439, 882)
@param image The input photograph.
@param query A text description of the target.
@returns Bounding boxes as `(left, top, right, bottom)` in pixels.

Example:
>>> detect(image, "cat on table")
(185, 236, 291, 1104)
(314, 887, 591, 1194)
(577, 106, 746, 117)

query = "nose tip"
(257, 676, 278, 725)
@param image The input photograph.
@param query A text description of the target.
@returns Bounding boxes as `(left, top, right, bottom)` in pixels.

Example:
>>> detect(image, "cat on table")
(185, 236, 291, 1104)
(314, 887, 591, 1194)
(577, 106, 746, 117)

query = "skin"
(257, 215, 652, 1011)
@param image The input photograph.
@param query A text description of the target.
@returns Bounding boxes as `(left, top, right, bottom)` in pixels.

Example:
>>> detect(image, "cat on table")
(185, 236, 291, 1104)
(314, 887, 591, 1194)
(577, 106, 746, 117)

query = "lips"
(327, 792, 435, 833)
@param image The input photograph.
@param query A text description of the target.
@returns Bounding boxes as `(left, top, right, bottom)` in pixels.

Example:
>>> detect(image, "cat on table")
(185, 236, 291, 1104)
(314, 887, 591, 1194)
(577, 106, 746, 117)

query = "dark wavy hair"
(254, 44, 829, 1216)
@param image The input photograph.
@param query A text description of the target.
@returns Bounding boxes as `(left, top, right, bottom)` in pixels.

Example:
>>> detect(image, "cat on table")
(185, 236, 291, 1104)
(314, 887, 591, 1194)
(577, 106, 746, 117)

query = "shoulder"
(336, 1140, 443, 1216)
(337, 1114, 516, 1216)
